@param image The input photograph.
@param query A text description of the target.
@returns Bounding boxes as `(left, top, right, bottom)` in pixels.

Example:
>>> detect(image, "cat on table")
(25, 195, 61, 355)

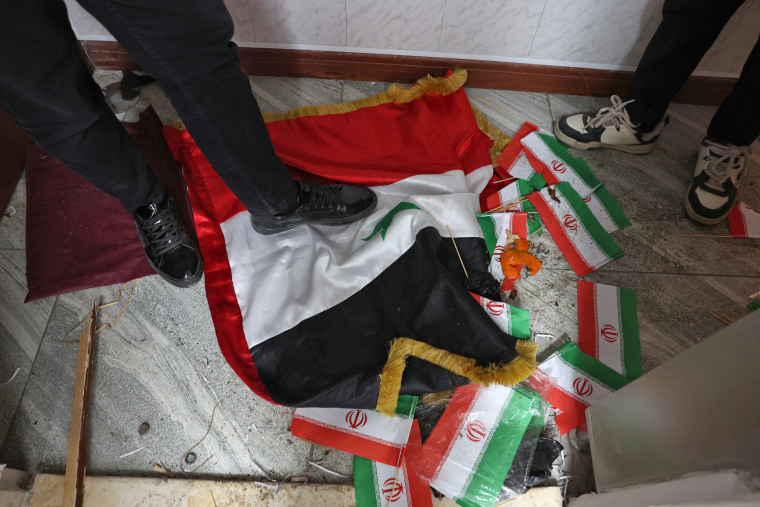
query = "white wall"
(64, 0, 759, 77)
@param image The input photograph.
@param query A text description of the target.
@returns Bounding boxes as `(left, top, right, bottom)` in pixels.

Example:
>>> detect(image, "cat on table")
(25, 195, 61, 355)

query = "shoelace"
(141, 206, 186, 256)
(701, 139, 748, 192)
(301, 183, 346, 211)
(585, 95, 638, 131)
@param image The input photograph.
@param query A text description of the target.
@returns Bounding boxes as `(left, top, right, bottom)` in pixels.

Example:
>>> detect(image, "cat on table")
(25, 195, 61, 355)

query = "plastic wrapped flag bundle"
(413, 384, 546, 507)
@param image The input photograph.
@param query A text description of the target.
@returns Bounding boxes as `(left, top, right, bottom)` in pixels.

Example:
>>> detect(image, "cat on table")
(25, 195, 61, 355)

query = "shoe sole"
(553, 120, 658, 155)
(251, 197, 379, 235)
(683, 195, 730, 225)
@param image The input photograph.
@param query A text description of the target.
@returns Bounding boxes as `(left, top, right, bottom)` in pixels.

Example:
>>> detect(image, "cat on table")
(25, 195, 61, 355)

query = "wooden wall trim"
(81, 41, 735, 106)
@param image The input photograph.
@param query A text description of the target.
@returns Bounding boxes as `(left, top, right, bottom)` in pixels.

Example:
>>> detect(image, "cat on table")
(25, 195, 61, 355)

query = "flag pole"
(447, 225, 468, 278)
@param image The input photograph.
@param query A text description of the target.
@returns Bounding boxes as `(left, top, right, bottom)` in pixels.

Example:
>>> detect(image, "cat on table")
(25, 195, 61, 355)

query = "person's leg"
(554, 0, 745, 153)
(77, 0, 376, 230)
(0, 0, 202, 287)
(0, 0, 164, 213)
(626, 0, 746, 131)
(76, 0, 298, 216)
(684, 33, 760, 224)
(707, 34, 760, 146)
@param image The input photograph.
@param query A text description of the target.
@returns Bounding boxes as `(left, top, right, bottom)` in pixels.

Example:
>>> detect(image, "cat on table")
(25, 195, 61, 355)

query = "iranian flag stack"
(291, 387, 547, 507)
(479, 122, 646, 436)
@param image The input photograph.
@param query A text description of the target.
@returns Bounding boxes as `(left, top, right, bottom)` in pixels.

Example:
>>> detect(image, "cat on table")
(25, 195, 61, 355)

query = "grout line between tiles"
(0, 294, 60, 452)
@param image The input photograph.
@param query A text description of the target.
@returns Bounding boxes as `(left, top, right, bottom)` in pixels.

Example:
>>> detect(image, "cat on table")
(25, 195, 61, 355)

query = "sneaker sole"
(144, 251, 204, 288)
(683, 195, 730, 225)
(553, 120, 658, 155)
(251, 198, 379, 235)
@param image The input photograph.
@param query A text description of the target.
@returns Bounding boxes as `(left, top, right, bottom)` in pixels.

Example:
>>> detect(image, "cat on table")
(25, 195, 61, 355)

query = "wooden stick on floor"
(63, 302, 97, 507)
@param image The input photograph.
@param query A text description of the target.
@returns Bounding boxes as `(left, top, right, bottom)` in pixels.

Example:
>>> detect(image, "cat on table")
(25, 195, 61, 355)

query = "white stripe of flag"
(577, 280, 642, 379)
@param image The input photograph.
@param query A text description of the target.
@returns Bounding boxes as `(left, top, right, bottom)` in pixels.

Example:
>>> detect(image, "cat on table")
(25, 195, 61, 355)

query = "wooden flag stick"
(672, 234, 735, 238)
(749, 289, 760, 300)
(485, 196, 529, 214)
(63, 302, 97, 507)
(447, 225, 468, 278)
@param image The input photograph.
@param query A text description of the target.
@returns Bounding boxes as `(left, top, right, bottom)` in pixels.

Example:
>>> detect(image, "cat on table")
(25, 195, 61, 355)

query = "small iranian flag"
(728, 202, 760, 238)
(535, 342, 630, 434)
(291, 395, 417, 466)
(477, 212, 532, 294)
(520, 132, 630, 233)
(354, 420, 432, 507)
(470, 293, 530, 340)
(416, 384, 543, 507)
(528, 182, 624, 277)
(577, 280, 642, 379)
(482, 180, 542, 236)
(496, 122, 547, 189)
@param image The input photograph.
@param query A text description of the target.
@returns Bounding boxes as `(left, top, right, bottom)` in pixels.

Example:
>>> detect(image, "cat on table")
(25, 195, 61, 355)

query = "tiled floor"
(1, 72, 758, 500)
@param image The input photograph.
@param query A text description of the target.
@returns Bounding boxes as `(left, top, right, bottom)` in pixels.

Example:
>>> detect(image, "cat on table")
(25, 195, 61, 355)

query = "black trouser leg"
(707, 34, 760, 146)
(76, 0, 298, 215)
(625, 0, 746, 132)
(0, 0, 164, 213)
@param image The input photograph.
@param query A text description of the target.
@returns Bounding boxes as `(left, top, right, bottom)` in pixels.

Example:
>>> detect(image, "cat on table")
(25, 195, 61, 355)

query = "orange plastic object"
(500, 248, 542, 279)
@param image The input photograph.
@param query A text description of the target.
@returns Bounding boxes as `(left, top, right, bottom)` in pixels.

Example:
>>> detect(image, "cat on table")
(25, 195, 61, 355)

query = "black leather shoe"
(250, 181, 377, 235)
(133, 193, 203, 287)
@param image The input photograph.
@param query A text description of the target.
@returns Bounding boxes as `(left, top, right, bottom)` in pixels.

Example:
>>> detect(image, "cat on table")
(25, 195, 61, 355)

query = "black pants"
(626, 0, 760, 146)
(0, 0, 297, 214)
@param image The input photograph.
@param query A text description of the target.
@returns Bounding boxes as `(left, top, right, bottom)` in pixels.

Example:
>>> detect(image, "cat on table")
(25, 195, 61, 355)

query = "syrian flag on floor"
(165, 70, 536, 409)
(414, 384, 544, 507)
(477, 211, 535, 294)
(728, 202, 760, 238)
(577, 280, 642, 379)
(495, 122, 547, 190)
(533, 341, 630, 434)
(291, 395, 417, 466)
(520, 131, 631, 233)
(470, 293, 530, 340)
(354, 420, 433, 507)
(528, 182, 624, 277)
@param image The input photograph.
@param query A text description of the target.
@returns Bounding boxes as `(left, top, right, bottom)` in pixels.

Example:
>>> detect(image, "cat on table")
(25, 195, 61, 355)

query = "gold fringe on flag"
(471, 106, 512, 167)
(375, 337, 538, 416)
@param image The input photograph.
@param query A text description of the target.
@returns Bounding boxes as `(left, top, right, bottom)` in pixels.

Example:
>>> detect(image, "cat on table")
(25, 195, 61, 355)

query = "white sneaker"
(684, 138, 749, 224)
(554, 95, 668, 154)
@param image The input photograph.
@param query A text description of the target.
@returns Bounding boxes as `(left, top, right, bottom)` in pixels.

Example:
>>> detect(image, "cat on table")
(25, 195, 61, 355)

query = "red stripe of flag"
(290, 416, 404, 466)
(522, 146, 561, 185)
(496, 122, 539, 177)
(527, 191, 593, 276)
(546, 384, 591, 435)
(728, 203, 749, 238)
(577, 280, 598, 359)
(417, 384, 480, 481)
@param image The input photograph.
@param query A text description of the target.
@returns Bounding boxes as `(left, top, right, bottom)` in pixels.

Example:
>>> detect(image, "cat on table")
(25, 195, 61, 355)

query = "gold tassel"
(471, 106, 512, 166)
(376, 337, 538, 416)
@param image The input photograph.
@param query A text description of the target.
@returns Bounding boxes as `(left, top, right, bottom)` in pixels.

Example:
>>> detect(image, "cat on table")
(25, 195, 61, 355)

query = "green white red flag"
(495, 122, 547, 190)
(470, 293, 530, 340)
(477, 211, 534, 294)
(415, 384, 543, 507)
(728, 202, 760, 238)
(577, 280, 642, 379)
(528, 182, 624, 277)
(482, 180, 542, 236)
(354, 420, 432, 507)
(520, 132, 630, 233)
(533, 341, 629, 434)
(290, 395, 418, 466)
